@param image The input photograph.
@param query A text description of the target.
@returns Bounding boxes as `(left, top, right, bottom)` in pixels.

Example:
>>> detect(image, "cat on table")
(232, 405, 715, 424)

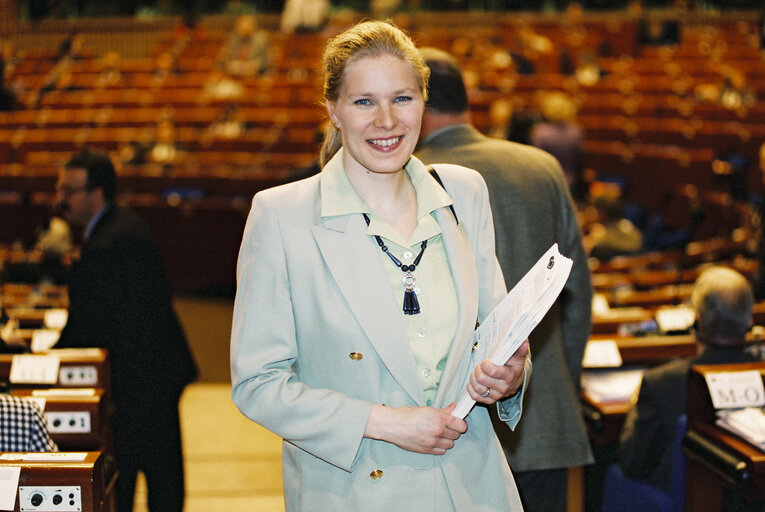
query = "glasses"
(56, 184, 90, 197)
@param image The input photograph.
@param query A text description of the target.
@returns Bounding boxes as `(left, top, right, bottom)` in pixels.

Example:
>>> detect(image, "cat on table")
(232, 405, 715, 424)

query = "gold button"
(472, 342, 479, 352)
(370, 469, 383, 480)
(349, 352, 363, 361)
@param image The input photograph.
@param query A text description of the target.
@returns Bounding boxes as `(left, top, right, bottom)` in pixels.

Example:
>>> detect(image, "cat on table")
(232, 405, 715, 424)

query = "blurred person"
(95, 51, 124, 88)
(151, 51, 181, 87)
(584, 192, 644, 261)
(280, 0, 330, 33)
(221, 13, 269, 77)
(34, 209, 73, 285)
(147, 119, 186, 165)
(0, 38, 16, 111)
(0, 395, 58, 452)
(751, 141, 765, 300)
(486, 97, 514, 140)
(202, 68, 244, 101)
(619, 266, 761, 493)
(206, 103, 248, 140)
(54, 149, 197, 512)
(530, 91, 584, 195)
(415, 47, 593, 512)
(231, 20, 531, 512)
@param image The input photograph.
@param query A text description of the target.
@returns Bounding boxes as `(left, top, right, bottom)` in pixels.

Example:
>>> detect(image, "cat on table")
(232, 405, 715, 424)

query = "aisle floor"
(132, 383, 286, 512)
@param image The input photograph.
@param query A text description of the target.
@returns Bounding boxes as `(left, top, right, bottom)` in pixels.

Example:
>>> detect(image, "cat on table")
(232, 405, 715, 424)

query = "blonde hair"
(319, 20, 429, 168)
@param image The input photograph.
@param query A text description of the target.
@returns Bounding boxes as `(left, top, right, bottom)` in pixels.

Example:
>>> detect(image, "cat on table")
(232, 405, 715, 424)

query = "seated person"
(221, 14, 269, 77)
(618, 266, 761, 492)
(584, 191, 643, 261)
(0, 306, 27, 353)
(0, 394, 57, 451)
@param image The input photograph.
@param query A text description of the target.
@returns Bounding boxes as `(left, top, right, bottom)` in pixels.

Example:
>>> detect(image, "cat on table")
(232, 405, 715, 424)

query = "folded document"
(716, 407, 765, 452)
(452, 243, 573, 419)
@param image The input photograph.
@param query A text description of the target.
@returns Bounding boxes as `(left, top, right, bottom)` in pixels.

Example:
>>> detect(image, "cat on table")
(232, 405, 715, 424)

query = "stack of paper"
(452, 244, 573, 419)
(716, 407, 765, 452)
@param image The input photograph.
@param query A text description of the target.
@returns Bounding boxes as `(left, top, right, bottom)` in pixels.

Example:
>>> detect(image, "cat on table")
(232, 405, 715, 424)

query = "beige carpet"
(173, 294, 235, 383)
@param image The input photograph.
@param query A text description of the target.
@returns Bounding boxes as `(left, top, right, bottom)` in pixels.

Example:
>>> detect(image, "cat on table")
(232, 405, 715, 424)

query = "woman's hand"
(467, 339, 529, 405)
(365, 402, 467, 455)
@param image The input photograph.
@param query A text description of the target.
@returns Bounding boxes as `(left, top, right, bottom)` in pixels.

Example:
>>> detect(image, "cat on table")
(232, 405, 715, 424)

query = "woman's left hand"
(467, 339, 529, 405)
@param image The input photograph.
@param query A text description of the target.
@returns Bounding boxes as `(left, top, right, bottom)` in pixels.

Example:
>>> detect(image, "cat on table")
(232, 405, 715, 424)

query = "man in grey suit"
(415, 48, 593, 512)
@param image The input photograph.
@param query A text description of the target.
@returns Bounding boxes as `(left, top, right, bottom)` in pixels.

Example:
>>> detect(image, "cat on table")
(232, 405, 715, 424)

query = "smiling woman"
(230, 20, 531, 512)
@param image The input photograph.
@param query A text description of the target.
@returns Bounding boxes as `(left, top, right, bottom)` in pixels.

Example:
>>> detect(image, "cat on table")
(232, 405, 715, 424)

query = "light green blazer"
(231, 152, 530, 511)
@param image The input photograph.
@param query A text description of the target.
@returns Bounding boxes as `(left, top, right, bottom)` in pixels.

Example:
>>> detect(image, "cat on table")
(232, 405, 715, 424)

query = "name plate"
(705, 371, 765, 409)
(9, 356, 60, 385)
(0, 467, 21, 511)
(583, 339, 623, 368)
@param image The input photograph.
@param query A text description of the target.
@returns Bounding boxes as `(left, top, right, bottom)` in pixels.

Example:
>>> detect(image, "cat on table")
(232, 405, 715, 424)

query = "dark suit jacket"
(57, 205, 197, 406)
(416, 124, 593, 471)
(619, 345, 760, 492)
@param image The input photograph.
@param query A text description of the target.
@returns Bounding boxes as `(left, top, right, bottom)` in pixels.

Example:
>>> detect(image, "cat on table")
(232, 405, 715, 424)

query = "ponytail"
(319, 123, 343, 168)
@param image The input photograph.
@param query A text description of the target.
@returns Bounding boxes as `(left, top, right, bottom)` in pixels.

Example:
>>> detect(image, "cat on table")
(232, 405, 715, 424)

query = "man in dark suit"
(415, 48, 593, 512)
(619, 266, 760, 493)
(55, 149, 197, 512)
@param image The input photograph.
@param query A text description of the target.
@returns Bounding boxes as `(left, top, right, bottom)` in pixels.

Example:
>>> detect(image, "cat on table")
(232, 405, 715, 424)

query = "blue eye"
(394, 96, 412, 103)
(354, 98, 372, 106)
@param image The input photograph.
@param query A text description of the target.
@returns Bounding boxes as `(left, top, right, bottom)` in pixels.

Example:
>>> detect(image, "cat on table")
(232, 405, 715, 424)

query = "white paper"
(452, 244, 573, 419)
(0, 467, 20, 511)
(655, 305, 695, 333)
(583, 340, 623, 368)
(42, 309, 68, 330)
(47, 348, 103, 358)
(592, 293, 611, 315)
(32, 388, 95, 397)
(716, 407, 765, 451)
(705, 371, 765, 409)
(581, 368, 645, 403)
(30, 329, 61, 354)
(0, 453, 87, 462)
(9, 355, 60, 385)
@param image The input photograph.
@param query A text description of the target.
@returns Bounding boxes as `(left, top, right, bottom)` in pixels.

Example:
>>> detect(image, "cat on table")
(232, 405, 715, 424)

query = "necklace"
(363, 213, 427, 315)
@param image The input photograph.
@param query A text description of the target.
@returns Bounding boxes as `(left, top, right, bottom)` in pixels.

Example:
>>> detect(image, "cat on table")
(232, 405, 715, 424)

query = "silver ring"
(481, 389, 490, 398)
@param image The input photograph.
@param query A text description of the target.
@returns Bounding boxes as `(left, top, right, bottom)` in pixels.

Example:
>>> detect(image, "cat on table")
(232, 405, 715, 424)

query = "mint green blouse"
(320, 156, 460, 406)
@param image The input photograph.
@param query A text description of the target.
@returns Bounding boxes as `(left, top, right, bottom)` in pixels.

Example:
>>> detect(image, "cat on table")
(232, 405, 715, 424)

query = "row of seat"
(0, 279, 117, 511)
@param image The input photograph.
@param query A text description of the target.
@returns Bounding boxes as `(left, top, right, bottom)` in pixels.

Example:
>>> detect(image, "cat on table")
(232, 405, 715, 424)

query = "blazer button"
(472, 341, 479, 352)
(370, 469, 383, 480)
(349, 352, 363, 361)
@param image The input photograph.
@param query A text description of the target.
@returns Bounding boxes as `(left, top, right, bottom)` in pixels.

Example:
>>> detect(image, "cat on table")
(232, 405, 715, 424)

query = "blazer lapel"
(311, 214, 425, 405)
(432, 206, 481, 409)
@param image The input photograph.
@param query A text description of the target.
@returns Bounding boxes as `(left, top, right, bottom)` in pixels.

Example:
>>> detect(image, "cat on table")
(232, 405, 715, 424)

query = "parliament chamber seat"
(0, 451, 116, 512)
(600, 415, 687, 512)
(9, 387, 112, 454)
(684, 363, 765, 512)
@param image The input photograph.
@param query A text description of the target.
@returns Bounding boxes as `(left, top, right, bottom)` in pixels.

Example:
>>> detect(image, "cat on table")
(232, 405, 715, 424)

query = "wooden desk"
(592, 333, 699, 364)
(683, 363, 765, 512)
(594, 301, 765, 336)
(11, 388, 112, 454)
(0, 451, 116, 512)
(581, 390, 634, 447)
(608, 284, 694, 309)
(591, 307, 656, 335)
(581, 334, 699, 445)
(0, 349, 111, 397)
